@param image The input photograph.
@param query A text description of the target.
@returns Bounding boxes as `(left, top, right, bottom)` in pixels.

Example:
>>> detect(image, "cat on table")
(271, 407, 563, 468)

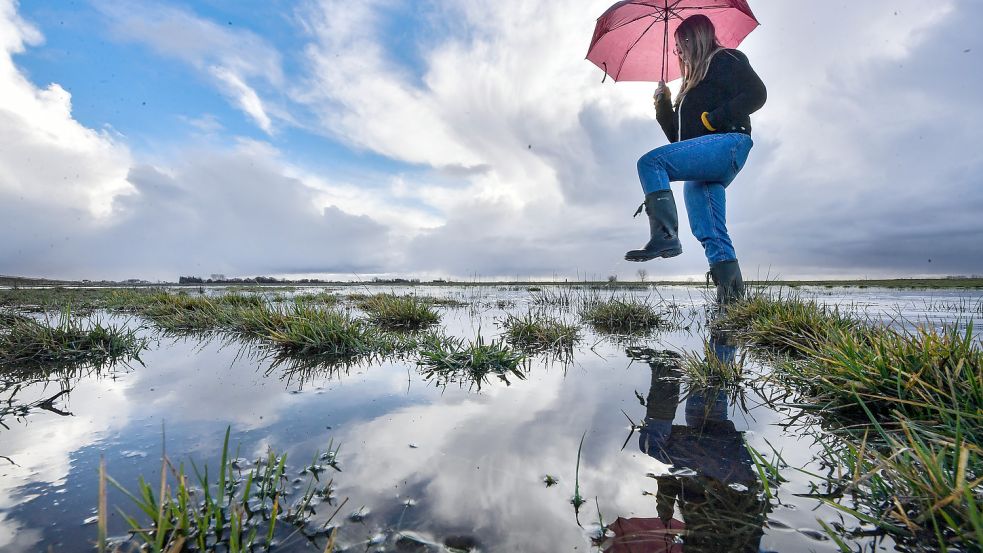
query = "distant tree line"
(178, 275, 314, 285)
(177, 275, 429, 285)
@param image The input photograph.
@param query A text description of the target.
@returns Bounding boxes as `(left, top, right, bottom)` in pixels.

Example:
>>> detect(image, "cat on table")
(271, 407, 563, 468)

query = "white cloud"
(211, 66, 274, 133)
(293, 0, 983, 278)
(4, 0, 983, 280)
(0, 0, 133, 219)
(95, 0, 284, 134)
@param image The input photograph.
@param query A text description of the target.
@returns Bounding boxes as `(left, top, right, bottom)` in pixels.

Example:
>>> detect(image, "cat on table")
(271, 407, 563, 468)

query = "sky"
(0, 0, 981, 282)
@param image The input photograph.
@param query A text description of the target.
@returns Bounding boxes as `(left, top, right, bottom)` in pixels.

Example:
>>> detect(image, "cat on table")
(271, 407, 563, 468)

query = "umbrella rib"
(586, 11, 661, 59)
(614, 17, 662, 81)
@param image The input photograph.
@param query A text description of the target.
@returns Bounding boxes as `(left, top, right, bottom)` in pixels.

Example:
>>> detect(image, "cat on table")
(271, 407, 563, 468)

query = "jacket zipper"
(677, 94, 685, 142)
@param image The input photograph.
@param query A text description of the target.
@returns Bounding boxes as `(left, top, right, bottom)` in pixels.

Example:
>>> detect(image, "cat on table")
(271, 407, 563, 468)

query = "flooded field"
(0, 284, 980, 552)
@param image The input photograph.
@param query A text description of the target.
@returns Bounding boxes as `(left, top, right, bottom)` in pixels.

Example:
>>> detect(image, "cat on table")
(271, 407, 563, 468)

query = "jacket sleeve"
(655, 94, 678, 143)
(708, 50, 766, 129)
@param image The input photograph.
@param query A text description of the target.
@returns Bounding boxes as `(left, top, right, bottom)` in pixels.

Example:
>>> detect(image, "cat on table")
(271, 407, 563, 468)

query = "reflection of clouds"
(118, 335, 421, 430)
(333, 358, 669, 550)
(0, 376, 133, 552)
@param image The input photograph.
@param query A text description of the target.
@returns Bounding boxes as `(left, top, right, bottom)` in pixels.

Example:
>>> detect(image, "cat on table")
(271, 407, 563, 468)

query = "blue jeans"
(637, 133, 753, 264)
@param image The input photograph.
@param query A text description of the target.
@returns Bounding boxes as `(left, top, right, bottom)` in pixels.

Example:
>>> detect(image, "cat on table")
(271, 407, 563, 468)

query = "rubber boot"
(709, 259, 745, 306)
(625, 190, 683, 262)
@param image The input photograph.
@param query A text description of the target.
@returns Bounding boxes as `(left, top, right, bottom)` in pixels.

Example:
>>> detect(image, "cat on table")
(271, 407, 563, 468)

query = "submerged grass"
(256, 304, 386, 359)
(0, 310, 145, 372)
(103, 427, 342, 552)
(356, 293, 441, 330)
(417, 334, 527, 390)
(791, 323, 983, 440)
(501, 312, 580, 354)
(815, 424, 982, 550)
(716, 290, 861, 355)
(580, 296, 671, 335)
(721, 291, 983, 550)
(681, 336, 744, 389)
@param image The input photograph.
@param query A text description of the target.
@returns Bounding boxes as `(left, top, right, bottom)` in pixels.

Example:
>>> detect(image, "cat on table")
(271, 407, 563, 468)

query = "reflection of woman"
(608, 340, 767, 552)
(624, 15, 766, 307)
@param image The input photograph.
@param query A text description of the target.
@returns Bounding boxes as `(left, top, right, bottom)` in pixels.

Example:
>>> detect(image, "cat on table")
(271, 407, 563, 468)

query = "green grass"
(580, 296, 671, 335)
(813, 424, 982, 550)
(501, 312, 580, 353)
(720, 292, 982, 550)
(681, 337, 744, 388)
(0, 310, 145, 372)
(788, 323, 982, 440)
(140, 293, 264, 332)
(103, 427, 342, 552)
(529, 287, 575, 308)
(417, 334, 527, 390)
(715, 291, 861, 355)
(291, 291, 341, 306)
(253, 303, 389, 359)
(355, 293, 441, 330)
(0, 287, 161, 313)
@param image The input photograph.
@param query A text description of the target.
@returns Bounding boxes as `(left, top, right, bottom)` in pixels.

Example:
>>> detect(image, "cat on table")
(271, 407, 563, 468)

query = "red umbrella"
(604, 516, 685, 553)
(587, 0, 760, 82)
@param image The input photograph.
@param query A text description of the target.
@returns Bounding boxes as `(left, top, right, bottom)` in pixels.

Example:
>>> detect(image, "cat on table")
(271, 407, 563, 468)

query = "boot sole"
(624, 248, 683, 262)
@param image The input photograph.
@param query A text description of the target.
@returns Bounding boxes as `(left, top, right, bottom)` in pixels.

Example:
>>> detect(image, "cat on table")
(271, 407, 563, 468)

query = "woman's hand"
(653, 81, 670, 106)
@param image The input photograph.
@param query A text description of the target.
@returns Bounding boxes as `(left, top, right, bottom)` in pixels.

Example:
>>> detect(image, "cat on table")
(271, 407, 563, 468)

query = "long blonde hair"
(674, 15, 723, 107)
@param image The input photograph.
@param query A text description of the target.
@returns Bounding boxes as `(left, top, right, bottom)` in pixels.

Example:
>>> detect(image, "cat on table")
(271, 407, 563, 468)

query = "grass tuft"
(417, 334, 527, 390)
(501, 312, 580, 353)
(722, 292, 982, 550)
(580, 297, 670, 335)
(0, 310, 145, 371)
(254, 304, 387, 359)
(715, 291, 860, 355)
(356, 293, 441, 330)
(681, 334, 744, 388)
(105, 426, 344, 552)
(790, 323, 982, 439)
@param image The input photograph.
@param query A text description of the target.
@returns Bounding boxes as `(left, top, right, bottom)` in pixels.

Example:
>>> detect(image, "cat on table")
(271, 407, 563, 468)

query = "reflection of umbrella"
(604, 516, 685, 553)
(587, 0, 760, 82)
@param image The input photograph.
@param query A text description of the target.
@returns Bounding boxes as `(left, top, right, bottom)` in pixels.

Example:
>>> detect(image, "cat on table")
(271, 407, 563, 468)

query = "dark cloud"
(1, 147, 391, 280)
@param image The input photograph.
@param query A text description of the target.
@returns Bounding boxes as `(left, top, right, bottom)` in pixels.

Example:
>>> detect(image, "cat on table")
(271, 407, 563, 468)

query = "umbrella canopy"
(587, 0, 759, 82)
(604, 516, 685, 553)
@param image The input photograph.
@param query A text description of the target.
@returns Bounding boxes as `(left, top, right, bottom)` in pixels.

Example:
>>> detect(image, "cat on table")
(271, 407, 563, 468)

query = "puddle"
(0, 285, 980, 552)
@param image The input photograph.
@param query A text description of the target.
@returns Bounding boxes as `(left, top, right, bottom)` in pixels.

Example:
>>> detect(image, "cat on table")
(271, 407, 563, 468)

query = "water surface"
(1, 285, 980, 552)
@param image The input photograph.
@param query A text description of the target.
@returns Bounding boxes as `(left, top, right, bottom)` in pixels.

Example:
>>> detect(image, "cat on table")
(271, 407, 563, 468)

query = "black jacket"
(656, 49, 766, 143)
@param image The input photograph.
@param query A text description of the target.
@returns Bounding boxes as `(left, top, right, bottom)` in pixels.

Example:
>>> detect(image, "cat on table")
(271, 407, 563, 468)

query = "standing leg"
(683, 181, 735, 264)
(684, 181, 744, 305)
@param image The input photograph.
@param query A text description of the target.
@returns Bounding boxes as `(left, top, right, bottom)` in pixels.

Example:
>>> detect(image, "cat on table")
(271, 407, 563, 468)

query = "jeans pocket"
(731, 135, 753, 173)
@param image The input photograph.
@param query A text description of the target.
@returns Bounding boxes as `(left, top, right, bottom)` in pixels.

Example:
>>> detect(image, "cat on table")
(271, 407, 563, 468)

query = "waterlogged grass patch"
(291, 291, 341, 306)
(529, 287, 575, 308)
(0, 311, 145, 372)
(724, 292, 983, 550)
(417, 334, 527, 390)
(681, 336, 744, 388)
(790, 323, 983, 437)
(814, 426, 983, 550)
(103, 427, 343, 552)
(580, 297, 670, 335)
(139, 292, 264, 332)
(258, 305, 386, 359)
(716, 291, 861, 355)
(356, 293, 441, 330)
(501, 312, 580, 353)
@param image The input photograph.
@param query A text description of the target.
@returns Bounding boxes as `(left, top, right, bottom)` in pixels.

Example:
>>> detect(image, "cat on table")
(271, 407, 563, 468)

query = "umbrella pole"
(661, 1, 669, 82)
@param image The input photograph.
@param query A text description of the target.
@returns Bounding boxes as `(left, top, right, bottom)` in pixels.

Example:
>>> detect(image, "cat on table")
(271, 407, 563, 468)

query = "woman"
(624, 14, 766, 305)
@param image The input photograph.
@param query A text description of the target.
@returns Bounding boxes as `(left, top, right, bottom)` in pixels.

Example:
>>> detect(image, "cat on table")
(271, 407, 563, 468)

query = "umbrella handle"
(602, 62, 608, 84)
